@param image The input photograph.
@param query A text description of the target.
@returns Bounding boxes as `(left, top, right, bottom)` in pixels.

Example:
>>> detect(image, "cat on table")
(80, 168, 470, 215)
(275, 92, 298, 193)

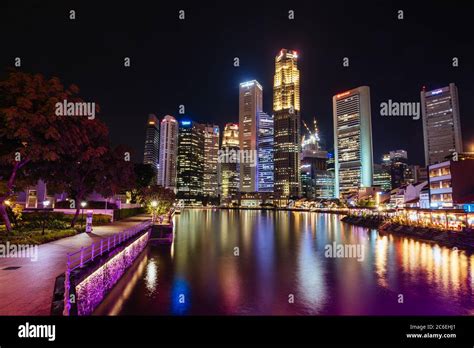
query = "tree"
(140, 185, 175, 216)
(42, 118, 111, 227)
(130, 163, 155, 203)
(0, 71, 89, 232)
(98, 145, 136, 200)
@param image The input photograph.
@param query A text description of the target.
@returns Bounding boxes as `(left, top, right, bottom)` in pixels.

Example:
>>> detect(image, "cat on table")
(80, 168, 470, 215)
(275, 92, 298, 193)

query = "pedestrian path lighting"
(151, 200, 158, 222)
(81, 201, 87, 229)
(376, 192, 382, 208)
(42, 200, 51, 234)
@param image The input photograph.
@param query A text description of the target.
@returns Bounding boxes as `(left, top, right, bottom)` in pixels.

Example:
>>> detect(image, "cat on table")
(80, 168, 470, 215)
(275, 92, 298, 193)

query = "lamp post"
(81, 201, 87, 230)
(151, 200, 158, 222)
(42, 200, 50, 235)
(375, 192, 382, 208)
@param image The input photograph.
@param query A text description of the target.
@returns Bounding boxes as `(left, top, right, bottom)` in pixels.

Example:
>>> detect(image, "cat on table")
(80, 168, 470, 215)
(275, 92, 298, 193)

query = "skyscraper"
(301, 152, 330, 199)
(388, 150, 409, 189)
(421, 83, 463, 165)
(373, 163, 392, 192)
(143, 114, 159, 184)
(300, 120, 333, 199)
(257, 112, 274, 192)
(177, 120, 205, 202)
(239, 80, 262, 192)
(158, 115, 178, 190)
(333, 86, 374, 198)
(220, 123, 240, 201)
(203, 124, 220, 198)
(273, 49, 301, 198)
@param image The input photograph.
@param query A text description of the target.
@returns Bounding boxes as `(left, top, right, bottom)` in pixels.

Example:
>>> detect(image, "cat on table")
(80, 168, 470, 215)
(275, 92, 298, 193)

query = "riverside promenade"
(0, 214, 151, 315)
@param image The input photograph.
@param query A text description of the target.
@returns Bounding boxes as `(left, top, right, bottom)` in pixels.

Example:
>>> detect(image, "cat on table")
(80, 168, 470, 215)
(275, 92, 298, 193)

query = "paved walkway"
(0, 214, 151, 315)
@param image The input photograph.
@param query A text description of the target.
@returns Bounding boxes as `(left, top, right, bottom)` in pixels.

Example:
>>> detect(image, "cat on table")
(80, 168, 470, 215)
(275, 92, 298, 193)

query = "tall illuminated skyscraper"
(239, 80, 262, 192)
(143, 114, 160, 184)
(258, 112, 274, 192)
(220, 123, 240, 201)
(177, 120, 205, 202)
(421, 83, 463, 165)
(203, 124, 220, 198)
(300, 119, 334, 199)
(333, 86, 373, 198)
(273, 49, 301, 198)
(158, 115, 178, 190)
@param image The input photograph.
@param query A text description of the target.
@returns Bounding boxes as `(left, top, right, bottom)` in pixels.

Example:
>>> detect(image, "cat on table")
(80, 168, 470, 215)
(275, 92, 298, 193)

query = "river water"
(113, 209, 474, 315)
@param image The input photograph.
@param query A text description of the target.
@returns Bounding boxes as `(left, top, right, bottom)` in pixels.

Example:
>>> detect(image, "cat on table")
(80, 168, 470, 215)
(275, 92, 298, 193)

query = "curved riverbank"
(216, 206, 350, 215)
(341, 215, 386, 229)
(341, 215, 474, 251)
(379, 222, 474, 251)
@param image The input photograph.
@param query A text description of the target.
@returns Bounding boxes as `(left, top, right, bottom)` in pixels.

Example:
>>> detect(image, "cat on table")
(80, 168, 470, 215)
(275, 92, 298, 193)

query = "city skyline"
(2, 2, 474, 343)
(2, 1, 473, 168)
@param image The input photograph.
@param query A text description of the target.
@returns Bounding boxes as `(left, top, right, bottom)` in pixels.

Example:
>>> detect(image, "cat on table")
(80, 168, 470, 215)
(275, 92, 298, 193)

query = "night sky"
(2, 0, 473, 165)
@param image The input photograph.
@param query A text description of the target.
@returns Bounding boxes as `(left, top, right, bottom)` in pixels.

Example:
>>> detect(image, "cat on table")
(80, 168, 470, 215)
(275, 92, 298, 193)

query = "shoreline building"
(239, 80, 263, 192)
(158, 115, 178, 190)
(428, 159, 474, 209)
(273, 49, 301, 198)
(258, 112, 274, 192)
(177, 120, 205, 203)
(421, 83, 463, 166)
(203, 124, 220, 198)
(143, 114, 160, 184)
(333, 86, 374, 198)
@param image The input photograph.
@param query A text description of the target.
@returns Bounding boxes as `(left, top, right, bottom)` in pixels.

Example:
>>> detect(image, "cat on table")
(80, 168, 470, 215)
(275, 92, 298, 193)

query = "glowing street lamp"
(375, 192, 382, 207)
(42, 200, 51, 234)
(151, 200, 158, 222)
(81, 201, 87, 229)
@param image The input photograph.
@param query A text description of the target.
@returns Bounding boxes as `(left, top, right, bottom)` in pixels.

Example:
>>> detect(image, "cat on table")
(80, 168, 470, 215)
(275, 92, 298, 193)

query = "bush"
(60, 213, 111, 224)
(54, 200, 119, 209)
(114, 207, 145, 220)
(0, 227, 80, 245)
(18, 211, 111, 227)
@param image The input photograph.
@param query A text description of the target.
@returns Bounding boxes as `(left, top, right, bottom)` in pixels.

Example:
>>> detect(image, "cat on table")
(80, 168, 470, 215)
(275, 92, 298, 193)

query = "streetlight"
(375, 192, 382, 207)
(151, 200, 158, 222)
(81, 201, 87, 230)
(42, 200, 50, 234)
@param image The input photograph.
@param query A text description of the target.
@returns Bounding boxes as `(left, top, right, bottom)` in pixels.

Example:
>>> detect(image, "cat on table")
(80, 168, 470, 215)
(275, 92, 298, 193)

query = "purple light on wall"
(75, 233, 149, 315)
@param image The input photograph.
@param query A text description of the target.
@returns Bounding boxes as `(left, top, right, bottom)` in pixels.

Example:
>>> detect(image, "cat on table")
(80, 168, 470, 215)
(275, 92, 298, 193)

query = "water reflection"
(117, 210, 474, 315)
(145, 259, 158, 296)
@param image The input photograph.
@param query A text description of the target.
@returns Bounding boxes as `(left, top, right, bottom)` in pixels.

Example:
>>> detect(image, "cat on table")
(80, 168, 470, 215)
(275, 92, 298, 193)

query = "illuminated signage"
(464, 204, 474, 213)
(336, 91, 351, 99)
(181, 121, 191, 126)
(430, 89, 443, 95)
(240, 81, 255, 88)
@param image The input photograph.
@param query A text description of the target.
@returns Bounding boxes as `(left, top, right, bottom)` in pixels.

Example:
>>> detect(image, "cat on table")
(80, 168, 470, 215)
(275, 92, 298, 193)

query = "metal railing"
(63, 219, 152, 315)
